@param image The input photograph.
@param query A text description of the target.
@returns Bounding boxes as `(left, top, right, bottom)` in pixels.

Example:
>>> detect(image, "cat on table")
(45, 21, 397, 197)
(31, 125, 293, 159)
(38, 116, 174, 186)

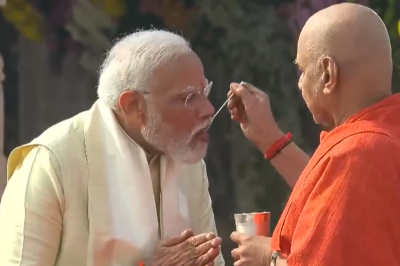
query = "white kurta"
(0, 100, 224, 266)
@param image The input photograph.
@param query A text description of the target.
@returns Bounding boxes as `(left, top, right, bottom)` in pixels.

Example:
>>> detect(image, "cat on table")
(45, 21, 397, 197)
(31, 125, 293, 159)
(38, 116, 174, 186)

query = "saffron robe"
(0, 101, 224, 266)
(271, 93, 400, 266)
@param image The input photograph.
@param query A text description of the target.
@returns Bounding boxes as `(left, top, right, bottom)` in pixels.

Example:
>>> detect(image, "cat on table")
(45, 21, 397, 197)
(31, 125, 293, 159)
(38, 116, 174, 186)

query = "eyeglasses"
(141, 80, 213, 109)
(184, 80, 213, 108)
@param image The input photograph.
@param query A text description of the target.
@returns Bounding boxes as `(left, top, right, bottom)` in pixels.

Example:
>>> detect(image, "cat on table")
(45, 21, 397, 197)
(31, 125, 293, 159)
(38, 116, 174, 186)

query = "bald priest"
(0, 30, 224, 266)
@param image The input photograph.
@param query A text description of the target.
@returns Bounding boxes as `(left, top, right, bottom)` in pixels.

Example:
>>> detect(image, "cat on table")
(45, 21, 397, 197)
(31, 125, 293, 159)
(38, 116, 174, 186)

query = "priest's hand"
(227, 82, 283, 153)
(148, 229, 221, 266)
(230, 231, 271, 266)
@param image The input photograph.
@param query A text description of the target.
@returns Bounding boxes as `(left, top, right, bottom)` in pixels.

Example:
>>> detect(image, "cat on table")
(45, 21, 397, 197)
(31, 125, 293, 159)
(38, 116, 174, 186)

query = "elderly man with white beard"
(0, 30, 224, 266)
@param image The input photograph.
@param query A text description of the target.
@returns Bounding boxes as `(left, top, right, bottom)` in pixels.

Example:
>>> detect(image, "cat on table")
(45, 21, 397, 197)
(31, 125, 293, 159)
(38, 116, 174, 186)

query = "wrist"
(264, 250, 273, 266)
(255, 127, 284, 154)
(270, 251, 282, 266)
(276, 256, 285, 266)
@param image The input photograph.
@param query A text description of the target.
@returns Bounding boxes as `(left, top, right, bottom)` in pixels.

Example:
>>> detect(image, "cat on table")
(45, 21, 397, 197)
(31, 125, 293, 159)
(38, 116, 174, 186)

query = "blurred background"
(0, 0, 399, 264)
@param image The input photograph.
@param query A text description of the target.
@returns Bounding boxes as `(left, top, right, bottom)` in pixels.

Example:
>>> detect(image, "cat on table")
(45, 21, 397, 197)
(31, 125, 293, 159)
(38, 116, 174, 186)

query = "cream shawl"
(86, 101, 191, 265)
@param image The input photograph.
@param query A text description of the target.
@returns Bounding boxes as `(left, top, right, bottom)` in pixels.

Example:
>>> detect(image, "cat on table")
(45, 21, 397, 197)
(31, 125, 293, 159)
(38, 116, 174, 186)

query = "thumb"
(162, 229, 193, 247)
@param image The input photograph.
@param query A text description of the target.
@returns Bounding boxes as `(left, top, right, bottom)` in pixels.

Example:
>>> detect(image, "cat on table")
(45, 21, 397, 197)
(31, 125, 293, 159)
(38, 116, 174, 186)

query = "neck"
(114, 111, 161, 155)
(333, 91, 392, 127)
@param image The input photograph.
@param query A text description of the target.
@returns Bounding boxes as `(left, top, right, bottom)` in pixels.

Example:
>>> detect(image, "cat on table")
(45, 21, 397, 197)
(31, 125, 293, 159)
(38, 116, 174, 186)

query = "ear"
(118, 91, 146, 121)
(320, 56, 338, 95)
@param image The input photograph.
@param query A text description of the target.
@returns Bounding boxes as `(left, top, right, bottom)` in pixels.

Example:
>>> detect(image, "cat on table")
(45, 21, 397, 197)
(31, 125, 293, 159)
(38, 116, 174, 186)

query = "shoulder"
(329, 130, 400, 164)
(33, 110, 88, 148)
(11, 146, 61, 179)
(29, 145, 60, 166)
(319, 131, 400, 191)
(1, 146, 65, 236)
(8, 112, 91, 187)
(30, 111, 90, 172)
(8, 145, 61, 180)
(6, 146, 63, 200)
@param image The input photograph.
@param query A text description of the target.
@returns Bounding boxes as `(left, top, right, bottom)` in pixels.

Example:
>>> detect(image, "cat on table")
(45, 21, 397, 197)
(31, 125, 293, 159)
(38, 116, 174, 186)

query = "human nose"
(198, 97, 215, 119)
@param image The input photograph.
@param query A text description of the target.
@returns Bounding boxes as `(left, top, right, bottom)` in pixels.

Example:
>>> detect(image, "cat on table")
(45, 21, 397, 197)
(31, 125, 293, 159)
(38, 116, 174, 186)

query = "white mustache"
(191, 118, 213, 136)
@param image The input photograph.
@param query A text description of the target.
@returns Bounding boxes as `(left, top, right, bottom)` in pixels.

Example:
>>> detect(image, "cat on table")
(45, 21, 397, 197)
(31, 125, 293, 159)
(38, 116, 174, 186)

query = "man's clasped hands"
(146, 229, 271, 266)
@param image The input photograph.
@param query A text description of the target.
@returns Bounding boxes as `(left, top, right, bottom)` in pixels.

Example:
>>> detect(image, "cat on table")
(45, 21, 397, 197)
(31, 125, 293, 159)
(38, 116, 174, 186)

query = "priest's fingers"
(230, 107, 239, 121)
(231, 248, 240, 261)
(228, 100, 247, 123)
(241, 82, 264, 95)
(187, 232, 216, 247)
(230, 83, 253, 104)
(230, 231, 246, 245)
(227, 91, 242, 110)
(227, 96, 238, 110)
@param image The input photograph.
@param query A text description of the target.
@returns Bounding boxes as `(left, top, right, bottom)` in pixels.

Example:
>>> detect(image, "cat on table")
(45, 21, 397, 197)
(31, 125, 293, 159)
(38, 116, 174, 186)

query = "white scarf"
(89, 101, 190, 265)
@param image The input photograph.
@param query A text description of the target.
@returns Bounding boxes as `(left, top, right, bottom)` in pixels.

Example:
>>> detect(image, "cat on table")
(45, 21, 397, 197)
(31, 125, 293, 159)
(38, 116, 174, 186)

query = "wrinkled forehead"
(150, 51, 207, 95)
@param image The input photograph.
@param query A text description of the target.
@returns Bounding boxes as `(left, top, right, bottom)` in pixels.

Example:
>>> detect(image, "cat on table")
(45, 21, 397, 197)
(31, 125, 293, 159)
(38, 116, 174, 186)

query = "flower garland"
(0, 0, 43, 41)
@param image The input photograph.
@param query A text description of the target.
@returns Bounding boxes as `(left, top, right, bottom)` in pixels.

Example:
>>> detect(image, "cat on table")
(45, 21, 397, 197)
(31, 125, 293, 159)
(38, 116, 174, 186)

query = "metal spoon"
(212, 94, 234, 121)
(211, 81, 243, 122)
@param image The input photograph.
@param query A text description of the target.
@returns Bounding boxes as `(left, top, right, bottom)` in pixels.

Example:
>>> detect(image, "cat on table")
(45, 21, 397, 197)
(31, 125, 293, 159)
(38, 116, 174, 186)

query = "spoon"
(211, 81, 243, 122)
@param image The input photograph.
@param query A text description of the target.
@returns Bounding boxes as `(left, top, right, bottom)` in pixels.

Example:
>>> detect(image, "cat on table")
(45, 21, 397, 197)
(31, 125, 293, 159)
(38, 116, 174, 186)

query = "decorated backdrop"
(0, 0, 399, 264)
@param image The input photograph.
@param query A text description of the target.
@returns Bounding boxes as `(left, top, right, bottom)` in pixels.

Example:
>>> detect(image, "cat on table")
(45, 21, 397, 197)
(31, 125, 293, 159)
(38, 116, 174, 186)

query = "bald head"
(300, 3, 392, 86)
(300, 3, 391, 60)
(296, 3, 393, 128)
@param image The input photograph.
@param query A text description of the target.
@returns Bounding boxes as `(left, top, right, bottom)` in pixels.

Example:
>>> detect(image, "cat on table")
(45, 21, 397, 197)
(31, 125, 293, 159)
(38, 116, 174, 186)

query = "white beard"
(141, 105, 211, 165)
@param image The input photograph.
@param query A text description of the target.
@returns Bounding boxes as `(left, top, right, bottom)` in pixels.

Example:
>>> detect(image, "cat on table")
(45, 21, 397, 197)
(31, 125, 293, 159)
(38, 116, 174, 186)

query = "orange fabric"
(271, 93, 400, 266)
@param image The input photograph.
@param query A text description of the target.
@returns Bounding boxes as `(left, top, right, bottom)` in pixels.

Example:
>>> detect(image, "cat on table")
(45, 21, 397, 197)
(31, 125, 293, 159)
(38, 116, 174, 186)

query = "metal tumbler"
(234, 212, 270, 236)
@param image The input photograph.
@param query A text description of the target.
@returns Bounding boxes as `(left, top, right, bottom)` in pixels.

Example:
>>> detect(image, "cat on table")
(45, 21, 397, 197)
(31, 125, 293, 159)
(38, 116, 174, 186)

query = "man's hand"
(230, 231, 271, 266)
(148, 229, 221, 266)
(227, 82, 283, 153)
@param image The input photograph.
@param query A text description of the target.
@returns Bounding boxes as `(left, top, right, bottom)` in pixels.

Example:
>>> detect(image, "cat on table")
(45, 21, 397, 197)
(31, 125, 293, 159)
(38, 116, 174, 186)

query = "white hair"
(97, 29, 191, 108)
